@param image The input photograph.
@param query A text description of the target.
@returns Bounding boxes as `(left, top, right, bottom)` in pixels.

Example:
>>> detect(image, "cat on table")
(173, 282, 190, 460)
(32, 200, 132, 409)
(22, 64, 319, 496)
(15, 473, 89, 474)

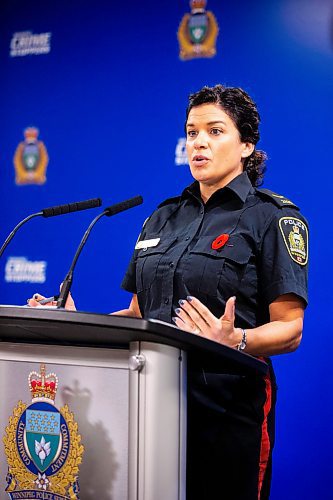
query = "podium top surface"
(0, 306, 267, 375)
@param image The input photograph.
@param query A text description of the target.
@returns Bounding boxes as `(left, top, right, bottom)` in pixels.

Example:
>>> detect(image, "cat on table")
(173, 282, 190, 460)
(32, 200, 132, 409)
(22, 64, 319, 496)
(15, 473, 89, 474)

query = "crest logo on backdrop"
(178, 0, 219, 60)
(3, 364, 84, 499)
(13, 127, 49, 185)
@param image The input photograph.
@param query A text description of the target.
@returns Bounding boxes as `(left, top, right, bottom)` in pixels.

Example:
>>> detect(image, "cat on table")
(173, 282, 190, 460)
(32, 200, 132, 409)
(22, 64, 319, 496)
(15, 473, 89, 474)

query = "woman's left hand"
(173, 295, 241, 348)
(27, 291, 76, 311)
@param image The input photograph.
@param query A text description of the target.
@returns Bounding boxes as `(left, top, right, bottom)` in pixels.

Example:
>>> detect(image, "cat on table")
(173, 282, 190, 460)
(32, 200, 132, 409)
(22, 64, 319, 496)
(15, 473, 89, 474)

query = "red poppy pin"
(211, 233, 229, 250)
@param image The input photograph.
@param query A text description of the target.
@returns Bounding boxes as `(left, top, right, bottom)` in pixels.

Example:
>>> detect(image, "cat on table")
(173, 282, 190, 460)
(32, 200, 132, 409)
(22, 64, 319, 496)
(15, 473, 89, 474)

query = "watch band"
(237, 328, 247, 351)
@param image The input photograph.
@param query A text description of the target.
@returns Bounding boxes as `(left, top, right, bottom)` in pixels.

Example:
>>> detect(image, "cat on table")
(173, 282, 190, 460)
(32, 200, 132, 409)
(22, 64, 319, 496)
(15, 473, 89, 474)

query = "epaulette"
(256, 188, 299, 209)
(157, 196, 182, 208)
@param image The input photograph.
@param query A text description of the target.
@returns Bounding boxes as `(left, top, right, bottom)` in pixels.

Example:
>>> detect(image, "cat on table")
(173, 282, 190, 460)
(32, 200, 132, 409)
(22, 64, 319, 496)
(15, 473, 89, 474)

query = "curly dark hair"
(185, 84, 267, 186)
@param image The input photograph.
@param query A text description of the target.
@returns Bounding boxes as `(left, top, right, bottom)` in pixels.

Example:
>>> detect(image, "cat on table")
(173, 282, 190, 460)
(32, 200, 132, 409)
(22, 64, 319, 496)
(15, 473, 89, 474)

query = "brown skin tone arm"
(173, 293, 304, 357)
(111, 294, 142, 318)
(245, 295, 304, 356)
(109, 294, 304, 356)
(28, 291, 303, 357)
(28, 292, 142, 317)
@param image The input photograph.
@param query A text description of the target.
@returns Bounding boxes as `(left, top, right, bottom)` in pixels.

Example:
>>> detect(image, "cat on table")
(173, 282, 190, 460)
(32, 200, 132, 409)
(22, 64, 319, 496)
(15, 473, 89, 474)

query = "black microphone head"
(104, 195, 143, 217)
(42, 198, 102, 217)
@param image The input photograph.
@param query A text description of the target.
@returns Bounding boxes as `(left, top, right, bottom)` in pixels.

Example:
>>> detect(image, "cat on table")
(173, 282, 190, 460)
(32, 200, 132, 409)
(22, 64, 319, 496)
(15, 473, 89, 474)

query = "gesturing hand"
(173, 295, 241, 349)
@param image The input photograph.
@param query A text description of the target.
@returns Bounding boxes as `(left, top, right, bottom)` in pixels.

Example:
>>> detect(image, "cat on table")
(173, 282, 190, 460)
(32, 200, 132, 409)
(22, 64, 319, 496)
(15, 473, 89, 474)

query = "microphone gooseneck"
(56, 195, 143, 309)
(0, 198, 102, 260)
(0, 212, 42, 259)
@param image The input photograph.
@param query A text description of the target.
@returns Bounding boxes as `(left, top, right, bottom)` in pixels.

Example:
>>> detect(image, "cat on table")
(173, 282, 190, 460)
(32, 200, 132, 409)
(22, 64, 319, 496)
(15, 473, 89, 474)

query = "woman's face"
(186, 103, 253, 191)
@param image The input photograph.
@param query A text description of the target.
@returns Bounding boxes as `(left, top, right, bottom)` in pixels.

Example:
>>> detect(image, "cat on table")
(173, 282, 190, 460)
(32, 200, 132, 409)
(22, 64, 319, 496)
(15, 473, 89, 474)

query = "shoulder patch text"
(279, 217, 308, 265)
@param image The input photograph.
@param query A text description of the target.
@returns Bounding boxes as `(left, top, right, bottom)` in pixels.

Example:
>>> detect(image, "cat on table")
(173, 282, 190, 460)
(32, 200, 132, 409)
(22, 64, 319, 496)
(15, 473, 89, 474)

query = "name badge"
(135, 238, 160, 250)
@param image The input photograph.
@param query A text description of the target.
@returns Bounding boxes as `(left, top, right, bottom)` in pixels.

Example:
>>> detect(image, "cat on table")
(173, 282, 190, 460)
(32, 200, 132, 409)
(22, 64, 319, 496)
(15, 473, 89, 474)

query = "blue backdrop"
(1, 1, 332, 498)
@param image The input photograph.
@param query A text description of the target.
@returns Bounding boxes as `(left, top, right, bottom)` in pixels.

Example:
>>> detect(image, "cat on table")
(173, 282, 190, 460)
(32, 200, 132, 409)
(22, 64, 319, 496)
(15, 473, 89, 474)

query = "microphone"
(0, 198, 102, 259)
(42, 198, 102, 218)
(104, 196, 144, 217)
(56, 195, 143, 308)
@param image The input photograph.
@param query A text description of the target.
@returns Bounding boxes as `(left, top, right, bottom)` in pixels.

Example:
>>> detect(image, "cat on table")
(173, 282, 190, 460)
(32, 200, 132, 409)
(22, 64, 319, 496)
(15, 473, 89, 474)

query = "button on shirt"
(121, 172, 308, 327)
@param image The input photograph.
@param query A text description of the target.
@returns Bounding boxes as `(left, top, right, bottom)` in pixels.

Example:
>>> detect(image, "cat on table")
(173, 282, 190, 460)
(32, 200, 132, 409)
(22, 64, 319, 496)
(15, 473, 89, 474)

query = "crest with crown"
(178, 0, 218, 61)
(28, 364, 58, 404)
(191, 0, 207, 13)
(23, 126, 39, 144)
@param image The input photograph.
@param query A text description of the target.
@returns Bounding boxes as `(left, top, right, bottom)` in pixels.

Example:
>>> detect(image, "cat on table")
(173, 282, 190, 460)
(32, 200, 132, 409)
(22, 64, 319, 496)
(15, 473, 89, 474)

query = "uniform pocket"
(218, 235, 253, 298)
(186, 235, 252, 297)
(136, 236, 177, 292)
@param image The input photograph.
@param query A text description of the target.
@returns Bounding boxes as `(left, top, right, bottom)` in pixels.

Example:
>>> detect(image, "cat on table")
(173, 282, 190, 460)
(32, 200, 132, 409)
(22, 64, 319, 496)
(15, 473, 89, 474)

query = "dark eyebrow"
(186, 120, 226, 128)
(207, 121, 226, 126)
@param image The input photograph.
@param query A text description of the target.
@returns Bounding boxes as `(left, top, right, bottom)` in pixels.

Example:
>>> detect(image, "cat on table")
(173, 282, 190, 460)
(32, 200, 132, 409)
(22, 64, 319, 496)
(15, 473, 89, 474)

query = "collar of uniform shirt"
(182, 171, 253, 205)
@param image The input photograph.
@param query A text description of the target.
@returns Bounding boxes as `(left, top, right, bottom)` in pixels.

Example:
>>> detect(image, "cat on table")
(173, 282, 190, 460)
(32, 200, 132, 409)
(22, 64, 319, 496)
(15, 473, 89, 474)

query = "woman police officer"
(30, 84, 308, 499)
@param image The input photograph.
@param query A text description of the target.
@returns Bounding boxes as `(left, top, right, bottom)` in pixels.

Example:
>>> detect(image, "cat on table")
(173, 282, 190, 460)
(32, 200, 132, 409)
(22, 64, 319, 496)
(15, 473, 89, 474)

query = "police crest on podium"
(3, 364, 84, 499)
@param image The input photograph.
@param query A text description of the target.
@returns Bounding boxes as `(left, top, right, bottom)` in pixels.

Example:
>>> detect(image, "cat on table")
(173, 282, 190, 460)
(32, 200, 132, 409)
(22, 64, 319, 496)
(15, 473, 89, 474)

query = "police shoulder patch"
(279, 217, 308, 265)
(256, 188, 299, 209)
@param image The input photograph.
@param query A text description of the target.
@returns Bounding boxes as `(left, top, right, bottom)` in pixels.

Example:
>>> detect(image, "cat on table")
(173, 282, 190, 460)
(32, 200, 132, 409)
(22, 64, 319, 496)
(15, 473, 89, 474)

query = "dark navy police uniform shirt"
(121, 172, 308, 326)
(122, 171, 309, 500)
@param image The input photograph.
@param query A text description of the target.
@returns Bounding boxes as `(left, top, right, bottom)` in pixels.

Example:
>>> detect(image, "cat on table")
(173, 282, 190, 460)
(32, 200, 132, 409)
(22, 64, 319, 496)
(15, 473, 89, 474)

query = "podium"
(0, 307, 267, 500)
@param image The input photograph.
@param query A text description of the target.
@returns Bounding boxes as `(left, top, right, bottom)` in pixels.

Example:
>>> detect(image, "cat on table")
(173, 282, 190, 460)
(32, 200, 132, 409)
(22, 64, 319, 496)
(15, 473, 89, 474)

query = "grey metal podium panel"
(0, 341, 186, 500)
(0, 342, 130, 500)
(128, 342, 186, 500)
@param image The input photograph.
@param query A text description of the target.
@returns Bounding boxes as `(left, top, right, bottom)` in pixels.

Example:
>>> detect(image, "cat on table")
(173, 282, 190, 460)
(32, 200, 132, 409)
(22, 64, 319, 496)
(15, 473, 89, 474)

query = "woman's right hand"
(27, 292, 76, 310)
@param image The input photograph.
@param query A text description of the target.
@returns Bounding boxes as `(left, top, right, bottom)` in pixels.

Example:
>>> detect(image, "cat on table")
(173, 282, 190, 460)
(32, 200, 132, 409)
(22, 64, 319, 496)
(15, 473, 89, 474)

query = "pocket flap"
(190, 235, 252, 264)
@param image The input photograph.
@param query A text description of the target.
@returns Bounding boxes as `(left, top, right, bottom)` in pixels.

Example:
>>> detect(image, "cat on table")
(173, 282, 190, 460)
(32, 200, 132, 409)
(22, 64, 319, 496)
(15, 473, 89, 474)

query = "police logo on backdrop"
(177, 0, 219, 61)
(279, 217, 308, 265)
(3, 364, 84, 499)
(14, 127, 49, 185)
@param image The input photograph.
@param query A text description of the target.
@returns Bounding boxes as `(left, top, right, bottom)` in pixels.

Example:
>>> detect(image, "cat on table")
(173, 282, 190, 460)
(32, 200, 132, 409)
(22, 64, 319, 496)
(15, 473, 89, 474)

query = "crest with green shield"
(188, 13, 209, 44)
(25, 405, 61, 473)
